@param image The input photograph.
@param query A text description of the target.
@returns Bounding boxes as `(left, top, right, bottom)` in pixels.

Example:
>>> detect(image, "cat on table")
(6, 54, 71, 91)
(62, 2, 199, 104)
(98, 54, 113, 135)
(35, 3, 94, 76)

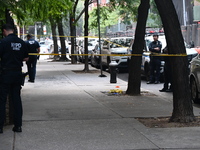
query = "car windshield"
(119, 38, 132, 47)
(110, 38, 132, 48)
(111, 39, 120, 48)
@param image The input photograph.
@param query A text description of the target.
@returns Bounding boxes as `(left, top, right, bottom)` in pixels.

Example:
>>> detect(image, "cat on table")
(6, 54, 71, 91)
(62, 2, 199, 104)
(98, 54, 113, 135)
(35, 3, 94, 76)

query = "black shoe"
(0, 128, 3, 134)
(28, 80, 34, 83)
(12, 126, 22, 132)
(166, 89, 173, 92)
(147, 81, 154, 84)
(154, 81, 160, 84)
(159, 88, 167, 92)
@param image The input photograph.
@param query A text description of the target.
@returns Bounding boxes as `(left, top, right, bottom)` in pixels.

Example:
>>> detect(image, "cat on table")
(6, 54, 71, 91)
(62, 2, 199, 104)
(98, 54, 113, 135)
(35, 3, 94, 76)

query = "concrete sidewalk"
(1, 59, 200, 150)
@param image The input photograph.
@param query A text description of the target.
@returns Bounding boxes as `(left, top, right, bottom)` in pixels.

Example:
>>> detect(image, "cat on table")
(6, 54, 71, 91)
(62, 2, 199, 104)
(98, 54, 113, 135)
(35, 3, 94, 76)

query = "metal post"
(183, 0, 186, 26)
(34, 23, 37, 40)
(97, 0, 106, 77)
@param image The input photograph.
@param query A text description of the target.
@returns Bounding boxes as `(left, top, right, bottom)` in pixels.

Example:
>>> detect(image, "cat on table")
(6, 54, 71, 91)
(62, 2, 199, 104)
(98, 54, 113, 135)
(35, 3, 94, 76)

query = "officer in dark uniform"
(159, 46, 173, 92)
(26, 34, 40, 83)
(0, 24, 29, 133)
(147, 34, 162, 84)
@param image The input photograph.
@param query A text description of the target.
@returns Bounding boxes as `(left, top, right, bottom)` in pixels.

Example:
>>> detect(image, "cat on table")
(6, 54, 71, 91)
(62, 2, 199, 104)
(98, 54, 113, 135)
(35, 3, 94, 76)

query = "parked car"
(76, 37, 84, 62)
(48, 40, 70, 59)
(189, 54, 200, 103)
(76, 38, 102, 63)
(101, 37, 133, 71)
(78, 42, 96, 62)
(127, 35, 197, 81)
(39, 41, 48, 53)
(91, 44, 101, 68)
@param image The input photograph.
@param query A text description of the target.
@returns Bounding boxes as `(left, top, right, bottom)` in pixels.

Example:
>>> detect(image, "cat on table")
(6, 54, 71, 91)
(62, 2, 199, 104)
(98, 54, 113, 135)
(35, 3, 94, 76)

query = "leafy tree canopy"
(89, 6, 119, 30)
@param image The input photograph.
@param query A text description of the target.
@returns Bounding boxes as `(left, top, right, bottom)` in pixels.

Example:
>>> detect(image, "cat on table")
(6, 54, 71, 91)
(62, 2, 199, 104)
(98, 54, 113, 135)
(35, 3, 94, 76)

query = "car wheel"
(91, 58, 95, 67)
(78, 53, 83, 62)
(190, 78, 199, 103)
(127, 58, 130, 70)
(49, 46, 54, 59)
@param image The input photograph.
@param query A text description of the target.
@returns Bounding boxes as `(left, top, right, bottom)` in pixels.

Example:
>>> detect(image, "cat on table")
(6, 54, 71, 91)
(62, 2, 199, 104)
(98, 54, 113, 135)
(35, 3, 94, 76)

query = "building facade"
(172, 0, 194, 25)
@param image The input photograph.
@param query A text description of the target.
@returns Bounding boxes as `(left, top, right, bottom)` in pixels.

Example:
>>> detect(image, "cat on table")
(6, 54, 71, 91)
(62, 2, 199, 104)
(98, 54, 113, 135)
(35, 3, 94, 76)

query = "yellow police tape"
(21, 34, 99, 39)
(29, 53, 188, 57)
(22, 34, 189, 57)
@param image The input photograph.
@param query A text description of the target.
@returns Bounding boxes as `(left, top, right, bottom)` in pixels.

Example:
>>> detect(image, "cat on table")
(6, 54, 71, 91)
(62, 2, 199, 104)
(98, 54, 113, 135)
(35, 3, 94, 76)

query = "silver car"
(190, 54, 200, 103)
(101, 37, 132, 71)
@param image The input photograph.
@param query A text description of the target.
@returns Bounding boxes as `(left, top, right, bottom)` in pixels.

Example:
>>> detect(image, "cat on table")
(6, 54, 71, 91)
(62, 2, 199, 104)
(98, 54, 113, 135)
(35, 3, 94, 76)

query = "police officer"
(26, 34, 40, 83)
(0, 24, 29, 133)
(159, 46, 173, 92)
(147, 33, 162, 84)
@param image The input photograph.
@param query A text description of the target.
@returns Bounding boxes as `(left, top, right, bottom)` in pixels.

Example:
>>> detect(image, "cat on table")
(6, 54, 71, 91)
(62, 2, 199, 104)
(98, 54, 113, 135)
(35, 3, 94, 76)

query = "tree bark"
(70, 14, 77, 64)
(83, 0, 89, 72)
(155, 0, 195, 122)
(126, 0, 150, 95)
(57, 17, 68, 61)
(70, 0, 79, 64)
(49, 16, 59, 60)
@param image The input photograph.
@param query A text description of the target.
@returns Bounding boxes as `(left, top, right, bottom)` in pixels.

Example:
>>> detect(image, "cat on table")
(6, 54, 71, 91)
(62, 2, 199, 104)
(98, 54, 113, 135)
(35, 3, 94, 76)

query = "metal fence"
(181, 24, 200, 47)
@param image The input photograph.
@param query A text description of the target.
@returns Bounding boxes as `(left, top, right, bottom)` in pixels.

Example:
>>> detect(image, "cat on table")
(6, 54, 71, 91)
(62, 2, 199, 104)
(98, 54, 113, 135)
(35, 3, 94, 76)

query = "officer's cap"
(153, 33, 159, 37)
(26, 34, 32, 38)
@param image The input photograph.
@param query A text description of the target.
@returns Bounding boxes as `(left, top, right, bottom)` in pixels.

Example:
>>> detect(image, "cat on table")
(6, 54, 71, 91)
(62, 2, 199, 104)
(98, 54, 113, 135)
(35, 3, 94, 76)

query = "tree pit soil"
(136, 116, 200, 128)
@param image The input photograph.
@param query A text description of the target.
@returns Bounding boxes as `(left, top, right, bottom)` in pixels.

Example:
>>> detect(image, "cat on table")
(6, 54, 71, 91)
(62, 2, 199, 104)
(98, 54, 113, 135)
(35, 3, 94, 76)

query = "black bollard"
(109, 61, 118, 83)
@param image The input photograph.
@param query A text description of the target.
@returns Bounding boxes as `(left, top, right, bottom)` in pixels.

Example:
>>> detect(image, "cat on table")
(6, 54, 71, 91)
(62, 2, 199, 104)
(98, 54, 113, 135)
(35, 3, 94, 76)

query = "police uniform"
(148, 39, 162, 83)
(159, 47, 172, 92)
(26, 38, 40, 82)
(0, 33, 28, 130)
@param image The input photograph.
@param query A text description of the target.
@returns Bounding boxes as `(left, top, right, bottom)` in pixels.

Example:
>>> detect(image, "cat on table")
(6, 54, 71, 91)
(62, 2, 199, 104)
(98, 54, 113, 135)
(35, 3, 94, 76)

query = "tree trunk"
(126, 0, 150, 95)
(70, 15, 77, 64)
(155, 0, 195, 123)
(49, 17, 59, 60)
(57, 17, 68, 61)
(83, 0, 89, 72)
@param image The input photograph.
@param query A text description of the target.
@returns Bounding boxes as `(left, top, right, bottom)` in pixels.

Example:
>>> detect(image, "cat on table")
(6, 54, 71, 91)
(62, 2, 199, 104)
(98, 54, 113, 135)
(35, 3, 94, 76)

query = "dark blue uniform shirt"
(149, 40, 162, 59)
(0, 34, 28, 69)
(149, 40, 162, 53)
(26, 39, 40, 53)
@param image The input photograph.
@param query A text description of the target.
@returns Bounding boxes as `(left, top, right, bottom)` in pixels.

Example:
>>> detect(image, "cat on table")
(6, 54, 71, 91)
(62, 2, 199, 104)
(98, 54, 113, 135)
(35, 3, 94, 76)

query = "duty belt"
(1, 67, 22, 71)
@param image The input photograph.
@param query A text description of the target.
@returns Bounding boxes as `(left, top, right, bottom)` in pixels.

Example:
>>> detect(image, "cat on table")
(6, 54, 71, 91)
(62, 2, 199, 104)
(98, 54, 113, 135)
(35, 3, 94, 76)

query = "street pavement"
(1, 55, 200, 150)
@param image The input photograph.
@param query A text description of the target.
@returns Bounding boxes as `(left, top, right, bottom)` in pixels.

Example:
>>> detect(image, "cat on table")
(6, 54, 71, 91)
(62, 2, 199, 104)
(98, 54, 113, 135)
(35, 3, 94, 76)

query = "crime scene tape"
(20, 33, 99, 39)
(29, 53, 188, 57)
(23, 34, 189, 57)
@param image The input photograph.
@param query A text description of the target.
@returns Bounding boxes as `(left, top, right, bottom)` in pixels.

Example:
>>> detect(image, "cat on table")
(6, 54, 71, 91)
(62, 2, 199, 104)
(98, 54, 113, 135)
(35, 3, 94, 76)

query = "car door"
(194, 55, 200, 91)
(141, 39, 150, 72)
(101, 39, 110, 65)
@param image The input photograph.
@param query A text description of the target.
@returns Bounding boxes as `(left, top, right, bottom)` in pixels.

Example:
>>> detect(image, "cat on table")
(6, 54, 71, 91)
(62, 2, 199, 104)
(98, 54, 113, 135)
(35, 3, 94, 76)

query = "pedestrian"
(159, 46, 173, 92)
(0, 24, 29, 133)
(147, 33, 162, 84)
(26, 34, 40, 83)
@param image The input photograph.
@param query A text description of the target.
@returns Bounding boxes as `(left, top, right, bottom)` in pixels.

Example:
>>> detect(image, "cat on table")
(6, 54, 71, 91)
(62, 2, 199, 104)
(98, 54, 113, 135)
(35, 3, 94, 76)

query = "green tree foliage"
(109, 0, 140, 23)
(147, 0, 162, 28)
(0, 0, 73, 26)
(89, 0, 140, 35)
(89, 6, 119, 34)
